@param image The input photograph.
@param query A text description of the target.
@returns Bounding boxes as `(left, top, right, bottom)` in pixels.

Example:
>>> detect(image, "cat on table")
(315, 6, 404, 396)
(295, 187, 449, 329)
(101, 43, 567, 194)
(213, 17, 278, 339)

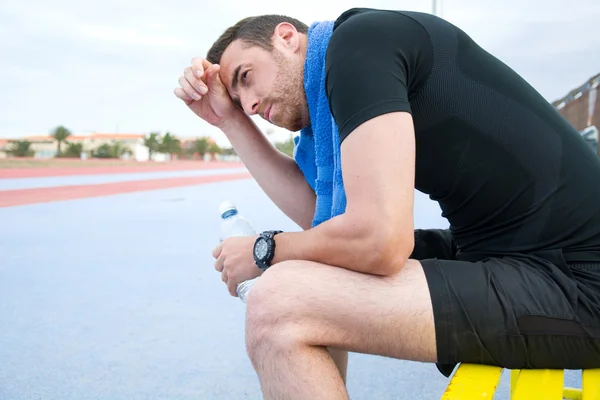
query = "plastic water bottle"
(219, 200, 260, 303)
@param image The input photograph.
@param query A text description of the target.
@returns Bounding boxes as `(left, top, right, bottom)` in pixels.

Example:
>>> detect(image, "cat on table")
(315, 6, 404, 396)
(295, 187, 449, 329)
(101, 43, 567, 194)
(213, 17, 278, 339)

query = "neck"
(297, 33, 310, 129)
(298, 34, 308, 63)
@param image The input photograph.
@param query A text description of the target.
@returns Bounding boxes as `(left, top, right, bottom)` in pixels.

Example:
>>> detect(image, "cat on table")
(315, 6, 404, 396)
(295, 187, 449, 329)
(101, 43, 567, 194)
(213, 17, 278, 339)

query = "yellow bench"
(442, 364, 600, 400)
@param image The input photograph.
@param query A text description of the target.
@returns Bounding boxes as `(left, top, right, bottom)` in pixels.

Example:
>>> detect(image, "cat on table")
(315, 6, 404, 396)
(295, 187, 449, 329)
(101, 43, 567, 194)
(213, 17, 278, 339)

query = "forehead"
(219, 40, 273, 86)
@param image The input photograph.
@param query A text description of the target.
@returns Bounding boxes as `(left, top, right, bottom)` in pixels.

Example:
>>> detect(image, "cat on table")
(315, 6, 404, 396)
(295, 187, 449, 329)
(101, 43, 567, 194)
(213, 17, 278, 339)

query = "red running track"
(0, 172, 251, 208)
(0, 161, 245, 179)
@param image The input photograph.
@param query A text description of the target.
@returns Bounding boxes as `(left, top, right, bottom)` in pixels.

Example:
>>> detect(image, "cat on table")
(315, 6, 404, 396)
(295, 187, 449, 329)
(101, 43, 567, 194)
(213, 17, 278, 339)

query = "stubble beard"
(270, 50, 309, 132)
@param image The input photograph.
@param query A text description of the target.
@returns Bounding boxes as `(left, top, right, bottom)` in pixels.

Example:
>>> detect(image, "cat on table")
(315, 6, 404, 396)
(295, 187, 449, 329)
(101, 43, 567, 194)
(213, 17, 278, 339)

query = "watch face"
(254, 239, 269, 259)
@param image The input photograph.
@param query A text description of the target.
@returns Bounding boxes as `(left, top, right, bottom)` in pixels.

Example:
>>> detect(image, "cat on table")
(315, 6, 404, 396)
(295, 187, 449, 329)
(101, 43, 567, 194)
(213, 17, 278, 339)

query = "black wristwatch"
(253, 230, 283, 271)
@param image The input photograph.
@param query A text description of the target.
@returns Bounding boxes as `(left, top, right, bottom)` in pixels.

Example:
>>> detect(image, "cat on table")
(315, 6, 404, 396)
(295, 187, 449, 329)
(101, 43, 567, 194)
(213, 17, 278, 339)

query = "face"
(219, 24, 309, 132)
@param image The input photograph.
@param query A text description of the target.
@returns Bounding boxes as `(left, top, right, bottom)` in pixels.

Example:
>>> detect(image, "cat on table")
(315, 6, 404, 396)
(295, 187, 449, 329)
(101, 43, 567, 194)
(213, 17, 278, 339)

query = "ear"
(272, 22, 299, 51)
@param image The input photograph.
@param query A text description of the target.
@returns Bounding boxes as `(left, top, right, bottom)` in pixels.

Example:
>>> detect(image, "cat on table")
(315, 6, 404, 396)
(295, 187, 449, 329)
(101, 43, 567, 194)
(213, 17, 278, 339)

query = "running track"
(0, 161, 244, 179)
(0, 163, 582, 399)
(0, 162, 251, 208)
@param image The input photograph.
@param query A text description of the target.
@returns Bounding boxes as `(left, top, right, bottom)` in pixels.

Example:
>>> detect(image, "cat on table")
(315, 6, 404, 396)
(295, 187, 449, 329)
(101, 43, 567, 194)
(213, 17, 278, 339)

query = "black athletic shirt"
(325, 8, 600, 262)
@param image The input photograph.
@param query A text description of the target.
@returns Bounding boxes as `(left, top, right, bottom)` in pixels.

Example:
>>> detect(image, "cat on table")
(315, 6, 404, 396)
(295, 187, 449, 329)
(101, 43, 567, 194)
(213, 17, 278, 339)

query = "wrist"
(253, 230, 283, 271)
(217, 109, 250, 136)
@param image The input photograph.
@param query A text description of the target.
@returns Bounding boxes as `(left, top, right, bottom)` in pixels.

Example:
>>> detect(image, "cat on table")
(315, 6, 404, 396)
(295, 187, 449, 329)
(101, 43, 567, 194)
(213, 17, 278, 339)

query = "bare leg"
(244, 259, 436, 400)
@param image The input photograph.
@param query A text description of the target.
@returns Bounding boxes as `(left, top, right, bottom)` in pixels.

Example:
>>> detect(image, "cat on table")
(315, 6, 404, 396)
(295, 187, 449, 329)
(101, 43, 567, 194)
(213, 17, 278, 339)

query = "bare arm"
(174, 58, 315, 230)
(220, 112, 315, 230)
(271, 112, 416, 276)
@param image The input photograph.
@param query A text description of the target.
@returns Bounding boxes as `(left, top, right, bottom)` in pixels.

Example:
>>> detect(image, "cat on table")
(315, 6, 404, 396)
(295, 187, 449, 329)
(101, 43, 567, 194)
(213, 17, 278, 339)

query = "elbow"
(355, 220, 414, 276)
(375, 231, 414, 276)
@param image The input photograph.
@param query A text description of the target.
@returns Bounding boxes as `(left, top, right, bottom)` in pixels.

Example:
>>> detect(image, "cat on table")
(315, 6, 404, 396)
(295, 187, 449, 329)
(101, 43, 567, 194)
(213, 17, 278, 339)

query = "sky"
(1, 0, 599, 147)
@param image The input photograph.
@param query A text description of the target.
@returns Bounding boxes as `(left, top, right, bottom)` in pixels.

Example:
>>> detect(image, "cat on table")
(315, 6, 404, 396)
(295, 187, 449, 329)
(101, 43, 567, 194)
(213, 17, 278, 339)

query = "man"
(174, 7, 600, 400)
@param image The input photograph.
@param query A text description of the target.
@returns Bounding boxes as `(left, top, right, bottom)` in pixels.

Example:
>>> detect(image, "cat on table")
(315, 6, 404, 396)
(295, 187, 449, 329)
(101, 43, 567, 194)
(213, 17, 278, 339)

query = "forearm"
(220, 112, 315, 230)
(272, 211, 413, 276)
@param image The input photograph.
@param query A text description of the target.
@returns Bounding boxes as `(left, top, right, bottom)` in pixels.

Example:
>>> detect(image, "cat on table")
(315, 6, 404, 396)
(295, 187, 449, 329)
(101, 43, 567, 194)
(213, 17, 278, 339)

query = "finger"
(227, 278, 238, 297)
(178, 75, 202, 101)
(191, 57, 212, 79)
(221, 270, 228, 283)
(184, 67, 208, 95)
(212, 242, 222, 259)
(214, 256, 224, 272)
(174, 87, 194, 105)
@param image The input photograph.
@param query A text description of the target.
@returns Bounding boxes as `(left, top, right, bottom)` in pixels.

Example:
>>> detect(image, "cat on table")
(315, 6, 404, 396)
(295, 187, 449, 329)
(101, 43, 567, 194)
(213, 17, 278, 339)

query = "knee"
(245, 260, 306, 321)
(244, 261, 306, 360)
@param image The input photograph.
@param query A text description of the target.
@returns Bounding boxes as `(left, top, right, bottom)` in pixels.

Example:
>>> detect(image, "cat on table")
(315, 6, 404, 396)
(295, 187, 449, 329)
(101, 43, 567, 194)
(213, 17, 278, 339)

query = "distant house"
(0, 132, 228, 162)
(17, 135, 56, 158)
(83, 133, 149, 161)
(552, 73, 600, 156)
(581, 125, 599, 155)
(180, 136, 218, 161)
(0, 133, 149, 161)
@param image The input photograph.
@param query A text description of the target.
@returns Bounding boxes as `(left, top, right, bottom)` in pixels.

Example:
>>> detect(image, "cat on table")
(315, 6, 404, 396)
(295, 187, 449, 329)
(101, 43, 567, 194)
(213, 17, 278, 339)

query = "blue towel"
(293, 21, 347, 228)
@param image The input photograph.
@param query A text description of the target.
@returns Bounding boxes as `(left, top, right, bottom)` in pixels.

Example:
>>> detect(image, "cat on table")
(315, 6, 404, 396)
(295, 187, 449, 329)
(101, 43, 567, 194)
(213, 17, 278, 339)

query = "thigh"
(247, 259, 437, 363)
(422, 255, 600, 376)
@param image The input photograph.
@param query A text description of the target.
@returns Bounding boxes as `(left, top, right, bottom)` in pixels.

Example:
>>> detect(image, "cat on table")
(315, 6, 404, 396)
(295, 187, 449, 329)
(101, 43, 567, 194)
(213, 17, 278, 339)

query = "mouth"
(264, 106, 272, 122)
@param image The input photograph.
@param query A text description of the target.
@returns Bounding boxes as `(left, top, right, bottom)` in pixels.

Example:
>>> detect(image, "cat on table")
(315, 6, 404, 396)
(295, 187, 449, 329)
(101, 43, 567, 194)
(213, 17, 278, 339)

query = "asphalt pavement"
(0, 178, 581, 399)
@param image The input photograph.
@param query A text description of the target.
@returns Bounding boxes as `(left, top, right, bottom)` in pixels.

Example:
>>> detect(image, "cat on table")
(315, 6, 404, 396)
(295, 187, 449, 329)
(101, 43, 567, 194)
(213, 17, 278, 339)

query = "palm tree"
(144, 132, 160, 160)
(159, 132, 182, 159)
(194, 137, 210, 158)
(50, 126, 72, 156)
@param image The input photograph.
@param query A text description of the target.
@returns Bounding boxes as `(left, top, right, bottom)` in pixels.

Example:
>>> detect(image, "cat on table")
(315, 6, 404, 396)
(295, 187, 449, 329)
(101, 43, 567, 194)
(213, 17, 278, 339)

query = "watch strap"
(260, 230, 283, 239)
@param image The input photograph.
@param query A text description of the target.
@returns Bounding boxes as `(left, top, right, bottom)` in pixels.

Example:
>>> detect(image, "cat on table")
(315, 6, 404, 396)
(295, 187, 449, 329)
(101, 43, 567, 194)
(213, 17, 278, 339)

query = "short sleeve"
(325, 9, 433, 142)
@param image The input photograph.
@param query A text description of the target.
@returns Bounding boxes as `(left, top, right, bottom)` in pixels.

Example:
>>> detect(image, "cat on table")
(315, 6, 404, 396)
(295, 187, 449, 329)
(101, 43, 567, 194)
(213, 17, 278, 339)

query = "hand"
(174, 57, 239, 127)
(212, 236, 263, 297)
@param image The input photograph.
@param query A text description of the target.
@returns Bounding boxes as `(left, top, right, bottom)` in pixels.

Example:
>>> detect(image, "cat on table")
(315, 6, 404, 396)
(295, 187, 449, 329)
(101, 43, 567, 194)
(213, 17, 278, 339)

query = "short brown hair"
(206, 15, 309, 64)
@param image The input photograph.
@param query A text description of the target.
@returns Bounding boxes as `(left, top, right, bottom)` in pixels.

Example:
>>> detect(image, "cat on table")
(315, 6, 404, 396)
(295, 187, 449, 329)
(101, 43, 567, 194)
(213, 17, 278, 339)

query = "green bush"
(92, 142, 130, 159)
(57, 142, 84, 158)
(7, 140, 34, 157)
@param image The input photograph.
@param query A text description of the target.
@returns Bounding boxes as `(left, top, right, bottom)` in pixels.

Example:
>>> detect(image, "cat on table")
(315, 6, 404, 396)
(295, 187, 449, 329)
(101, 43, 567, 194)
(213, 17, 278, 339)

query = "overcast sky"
(1, 0, 599, 146)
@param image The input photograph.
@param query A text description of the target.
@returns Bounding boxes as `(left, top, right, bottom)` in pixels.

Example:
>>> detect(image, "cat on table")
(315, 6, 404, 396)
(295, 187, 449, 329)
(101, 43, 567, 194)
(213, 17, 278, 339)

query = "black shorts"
(415, 229, 600, 377)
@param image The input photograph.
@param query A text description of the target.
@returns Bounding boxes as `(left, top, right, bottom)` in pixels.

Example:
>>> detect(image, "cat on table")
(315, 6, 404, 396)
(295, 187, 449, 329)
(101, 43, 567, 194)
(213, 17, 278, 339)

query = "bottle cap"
(219, 200, 237, 215)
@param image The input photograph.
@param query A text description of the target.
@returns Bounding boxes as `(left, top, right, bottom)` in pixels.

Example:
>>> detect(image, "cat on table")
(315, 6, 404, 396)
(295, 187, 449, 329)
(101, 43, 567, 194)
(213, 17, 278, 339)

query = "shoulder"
(326, 8, 433, 75)
(329, 8, 430, 47)
(324, 9, 435, 142)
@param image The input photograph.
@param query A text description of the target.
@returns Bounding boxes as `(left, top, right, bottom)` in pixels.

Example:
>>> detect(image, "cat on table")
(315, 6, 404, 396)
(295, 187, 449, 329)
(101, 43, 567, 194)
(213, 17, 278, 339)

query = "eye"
(241, 70, 250, 83)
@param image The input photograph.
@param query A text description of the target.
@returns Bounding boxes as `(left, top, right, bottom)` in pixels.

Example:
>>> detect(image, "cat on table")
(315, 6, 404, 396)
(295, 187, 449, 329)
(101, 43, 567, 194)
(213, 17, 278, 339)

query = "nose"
(242, 96, 260, 116)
